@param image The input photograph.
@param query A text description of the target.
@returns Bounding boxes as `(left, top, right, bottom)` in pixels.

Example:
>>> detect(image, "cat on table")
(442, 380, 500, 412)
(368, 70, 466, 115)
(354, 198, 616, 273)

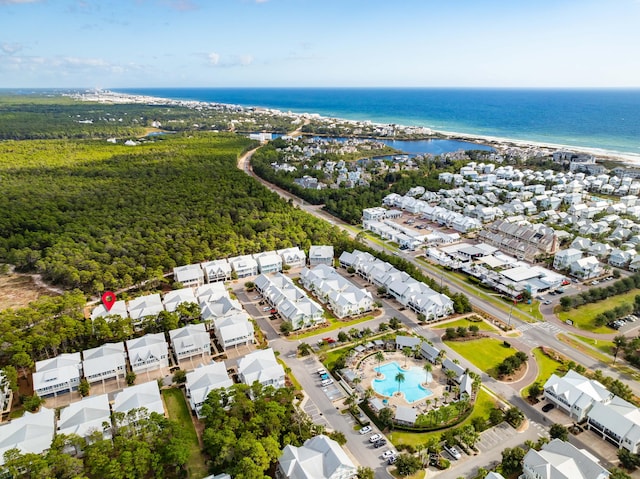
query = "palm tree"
(375, 351, 385, 376)
(423, 363, 433, 385)
(352, 376, 362, 395)
(395, 372, 405, 395)
(402, 347, 412, 368)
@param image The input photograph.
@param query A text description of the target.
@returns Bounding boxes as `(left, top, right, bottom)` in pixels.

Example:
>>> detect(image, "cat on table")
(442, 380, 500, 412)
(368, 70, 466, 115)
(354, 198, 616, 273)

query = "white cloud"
(239, 54, 253, 66)
(1, 42, 23, 54)
(208, 52, 220, 65)
(0, 0, 41, 4)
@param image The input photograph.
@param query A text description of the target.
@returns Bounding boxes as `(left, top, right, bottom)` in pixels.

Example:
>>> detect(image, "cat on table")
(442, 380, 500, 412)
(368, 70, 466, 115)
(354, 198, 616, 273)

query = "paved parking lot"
(476, 421, 521, 452)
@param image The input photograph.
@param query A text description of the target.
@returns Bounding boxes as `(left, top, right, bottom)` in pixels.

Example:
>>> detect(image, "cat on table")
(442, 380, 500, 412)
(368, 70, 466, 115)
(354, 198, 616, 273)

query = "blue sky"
(1, 0, 639, 88)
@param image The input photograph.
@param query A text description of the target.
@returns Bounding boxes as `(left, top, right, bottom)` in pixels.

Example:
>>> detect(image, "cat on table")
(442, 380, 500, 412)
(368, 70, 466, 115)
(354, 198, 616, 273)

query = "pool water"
(373, 361, 433, 403)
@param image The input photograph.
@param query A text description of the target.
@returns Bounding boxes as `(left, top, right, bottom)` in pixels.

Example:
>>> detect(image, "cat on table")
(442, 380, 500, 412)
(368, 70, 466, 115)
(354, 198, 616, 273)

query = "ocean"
(114, 87, 640, 156)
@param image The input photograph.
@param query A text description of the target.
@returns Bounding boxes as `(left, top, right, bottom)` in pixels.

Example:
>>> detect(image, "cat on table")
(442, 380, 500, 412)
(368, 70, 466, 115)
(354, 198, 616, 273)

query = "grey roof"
(522, 438, 609, 479)
(442, 358, 466, 379)
(395, 335, 421, 349)
(420, 341, 440, 360)
(395, 406, 418, 425)
(278, 434, 357, 479)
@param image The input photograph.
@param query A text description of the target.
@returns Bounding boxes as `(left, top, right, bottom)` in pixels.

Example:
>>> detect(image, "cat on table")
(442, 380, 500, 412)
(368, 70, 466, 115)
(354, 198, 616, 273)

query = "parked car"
(387, 455, 397, 465)
(359, 425, 372, 435)
(382, 450, 396, 459)
(542, 403, 555, 413)
(316, 368, 327, 375)
(262, 306, 271, 312)
(320, 379, 333, 386)
(543, 300, 552, 305)
(373, 438, 387, 448)
(443, 444, 462, 460)
(369, 434, 382, 443)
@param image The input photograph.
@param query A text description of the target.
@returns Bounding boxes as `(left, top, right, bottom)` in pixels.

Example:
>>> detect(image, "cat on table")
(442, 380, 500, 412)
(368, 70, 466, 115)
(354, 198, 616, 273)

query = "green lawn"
(557, 334, 612, 365)
(444, 338, 517, 378)
(161, 388, 208, 479)
(522, 347, 563, 397)
(569, 333, 615, 356)
(556, 289, 640, 333)
(431, 317, 498, 332)
(389, 388, 496, 447)
(288, 313, 377, 340)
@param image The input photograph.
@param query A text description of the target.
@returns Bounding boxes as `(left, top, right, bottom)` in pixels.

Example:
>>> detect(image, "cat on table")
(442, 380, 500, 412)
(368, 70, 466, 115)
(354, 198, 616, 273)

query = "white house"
(173, 264, 205, 287)
(570, 256, 603, 280)
(228, 255, 259, 278)
(185, 362, 233, 418)
(201, 259, 232, 283)
(127, 293, 164, 325)
(0, 369, 12, 414)
(553, 248, 583, 270)
(163, 287, 197, 313)
(113, 380, 165, 426)
(308, 245, 334, 266)
(33, 353, 82, 397)
(169, 323, 212, 363)
(212, 312, 255, 349)
(609, 248, 636, 268)
(255, 252, 283, 274)
(237, 348, 285, 389)
(278, 247, 306, 268)
(587, 395, 640, 454)
(57, 393, 112, 441)
(82, 341, 127, 385)
(90, 300, 129, 322)
(543, 370, 612, 421)
(276, 434, 357, 479)
(0, 407, 55, 466)
(126, 333, 170, 374)
(521, 438, 609, 479)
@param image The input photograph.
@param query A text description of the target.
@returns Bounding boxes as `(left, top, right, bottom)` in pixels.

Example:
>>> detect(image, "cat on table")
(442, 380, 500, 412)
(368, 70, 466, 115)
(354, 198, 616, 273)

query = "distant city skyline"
(1, 0, 639, 89)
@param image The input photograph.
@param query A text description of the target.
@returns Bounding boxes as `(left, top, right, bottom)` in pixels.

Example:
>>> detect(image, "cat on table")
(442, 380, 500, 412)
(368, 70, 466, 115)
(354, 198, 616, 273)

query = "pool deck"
(358, 351, 448, 412)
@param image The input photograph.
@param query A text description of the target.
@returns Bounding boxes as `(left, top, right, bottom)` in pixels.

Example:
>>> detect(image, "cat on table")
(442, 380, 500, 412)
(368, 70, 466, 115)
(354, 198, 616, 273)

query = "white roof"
(126, 333, 168, 365)
(196, 282, 228, 301)
(278, 434, 357, 479)
(523, 438, 609, 479)
(214, 312, 254, 344)
(169, 324, 210, 355)
(91, 300, 128, 321)
(113, 380, 164, 417)
(82, 342, 126, 378)
(186, 362, 233, 407)
(173, 264, 204, 283)
(0, 407, 55, 465)
(58, 394, 111, 438)
(309, 245, 334, 260)
(237, 348, 285, 386)
(128, 293, 164, 320)
(588, 395, 640, 445)
(163, 287, 197, 312)
(544, 370, 611, 409)
(36, 352, 81, 372)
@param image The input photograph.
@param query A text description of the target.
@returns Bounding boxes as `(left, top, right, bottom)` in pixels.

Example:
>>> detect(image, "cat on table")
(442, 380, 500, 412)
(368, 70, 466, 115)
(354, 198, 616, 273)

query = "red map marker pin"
(102, 291, 117, 311)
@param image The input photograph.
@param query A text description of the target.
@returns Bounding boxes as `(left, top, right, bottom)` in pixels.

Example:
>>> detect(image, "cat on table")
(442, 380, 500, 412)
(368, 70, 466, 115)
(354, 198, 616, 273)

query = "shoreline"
(81, 89, 640, 168)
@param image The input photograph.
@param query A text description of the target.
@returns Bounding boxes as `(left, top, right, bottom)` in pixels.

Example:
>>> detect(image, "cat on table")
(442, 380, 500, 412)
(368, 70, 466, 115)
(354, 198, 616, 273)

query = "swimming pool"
(373, 361, 433, 403)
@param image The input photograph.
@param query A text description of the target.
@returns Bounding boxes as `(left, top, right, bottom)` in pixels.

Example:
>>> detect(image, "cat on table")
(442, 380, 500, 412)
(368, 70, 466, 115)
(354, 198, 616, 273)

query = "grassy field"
(0, 273, 54, 311)
(569, 333, 614, 356)
(431, 317, 498, 332)
(522, 348, 564, 397)
(161, 388, 208, 479)
(289, 313, 378, 340)
(556, 289, 640, 333)
(557, 334, 612, 365)
(389, 388, 496, 447)
(444, 338, 517, 378)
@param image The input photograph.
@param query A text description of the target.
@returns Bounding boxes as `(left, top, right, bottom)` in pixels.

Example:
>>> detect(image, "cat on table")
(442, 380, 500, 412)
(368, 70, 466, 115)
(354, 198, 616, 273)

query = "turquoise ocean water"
(115, 87, 640, 155)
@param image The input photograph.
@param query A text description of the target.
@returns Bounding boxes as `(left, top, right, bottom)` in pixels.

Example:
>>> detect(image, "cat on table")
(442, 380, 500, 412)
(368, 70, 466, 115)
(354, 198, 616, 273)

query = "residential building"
(127, 293, 164, 325)
(587, 395, 640, 453)
(163, 287, 197, 313)
(570, 256, 603, 280)
(185, 362, 233, 418)
(255, 252, 283, 274)
(229, 255, 259, 278)
(33, 353, 82, 397)
(82, 341, 127, 384)
(0, 369, 12, 414)
(237, 348, 285, 389)
(543, 370, 612, 421)
(169, 324, 212, 363)
(308, 245, 334, 266)
(521, 438, 609, 479)
(201, 259, 233, 283)
(553, 248, 583, 270)
(90, 299, 129, 322)
(126, 333, 170, 374)
(173, 264, 205, 287)
(276, 434, 357, 479)
(113, 380, 165, 426)
(278, 247, 306, 268)
(212, 312, 255, 349)
(0, 407, 55, 466)
(57, 393, 112, 441)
